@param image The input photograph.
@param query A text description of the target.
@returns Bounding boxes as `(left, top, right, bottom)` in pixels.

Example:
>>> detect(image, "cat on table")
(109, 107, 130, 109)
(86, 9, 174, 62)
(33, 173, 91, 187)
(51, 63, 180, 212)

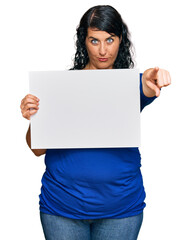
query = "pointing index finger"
(149, 67, 159, 79)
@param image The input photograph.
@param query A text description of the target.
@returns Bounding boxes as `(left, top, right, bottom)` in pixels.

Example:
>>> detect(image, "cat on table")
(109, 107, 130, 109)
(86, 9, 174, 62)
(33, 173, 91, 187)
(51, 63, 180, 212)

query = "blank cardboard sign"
(29, 69, 140, 149)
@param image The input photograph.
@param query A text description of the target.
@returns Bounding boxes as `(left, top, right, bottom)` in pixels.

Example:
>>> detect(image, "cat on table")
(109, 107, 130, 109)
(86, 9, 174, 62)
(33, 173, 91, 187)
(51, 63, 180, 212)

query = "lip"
(98, 58, 108, 62)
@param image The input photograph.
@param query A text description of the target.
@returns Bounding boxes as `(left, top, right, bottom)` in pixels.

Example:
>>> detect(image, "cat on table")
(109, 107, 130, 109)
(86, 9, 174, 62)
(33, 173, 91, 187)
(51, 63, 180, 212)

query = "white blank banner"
(29, 69, 140, 149)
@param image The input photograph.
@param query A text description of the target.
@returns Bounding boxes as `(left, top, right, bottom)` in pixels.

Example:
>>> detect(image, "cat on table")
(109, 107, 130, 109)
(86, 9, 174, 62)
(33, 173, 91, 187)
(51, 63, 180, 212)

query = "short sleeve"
(140, 73, 157, 112)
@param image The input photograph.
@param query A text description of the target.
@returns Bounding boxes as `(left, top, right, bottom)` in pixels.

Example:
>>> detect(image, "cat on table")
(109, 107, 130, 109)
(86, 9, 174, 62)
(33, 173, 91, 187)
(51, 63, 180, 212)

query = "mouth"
(98, 58, 108, 62)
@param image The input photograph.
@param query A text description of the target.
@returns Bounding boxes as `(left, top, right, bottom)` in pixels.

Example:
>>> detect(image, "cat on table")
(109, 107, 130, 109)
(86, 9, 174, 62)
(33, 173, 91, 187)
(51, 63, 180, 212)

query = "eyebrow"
(88, 34, 116, 40)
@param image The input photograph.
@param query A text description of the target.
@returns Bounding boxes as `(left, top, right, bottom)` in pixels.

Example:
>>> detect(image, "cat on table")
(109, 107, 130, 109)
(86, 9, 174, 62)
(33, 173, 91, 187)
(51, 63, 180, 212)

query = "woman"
(20, 5, 171, 240)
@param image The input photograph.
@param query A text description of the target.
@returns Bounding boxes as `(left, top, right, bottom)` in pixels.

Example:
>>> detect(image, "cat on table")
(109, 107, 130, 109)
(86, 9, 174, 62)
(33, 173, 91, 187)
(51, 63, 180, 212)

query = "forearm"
(26, 124, 47, 157)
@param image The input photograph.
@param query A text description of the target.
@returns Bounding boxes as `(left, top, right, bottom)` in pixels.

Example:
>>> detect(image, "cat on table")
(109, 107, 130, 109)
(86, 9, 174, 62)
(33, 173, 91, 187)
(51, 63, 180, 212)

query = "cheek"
(110, 45, 120, 57)
(87, 47, 97, 57)
(85, 42, 95, 55)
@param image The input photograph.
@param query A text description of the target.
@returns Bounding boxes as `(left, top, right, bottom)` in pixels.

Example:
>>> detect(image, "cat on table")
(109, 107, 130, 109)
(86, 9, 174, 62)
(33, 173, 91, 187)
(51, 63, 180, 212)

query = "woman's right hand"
(20, 94, 40, 120)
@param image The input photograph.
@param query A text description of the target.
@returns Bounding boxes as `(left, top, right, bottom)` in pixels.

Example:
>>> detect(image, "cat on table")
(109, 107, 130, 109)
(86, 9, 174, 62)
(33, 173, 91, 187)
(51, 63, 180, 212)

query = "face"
(84, 28, 122, 70)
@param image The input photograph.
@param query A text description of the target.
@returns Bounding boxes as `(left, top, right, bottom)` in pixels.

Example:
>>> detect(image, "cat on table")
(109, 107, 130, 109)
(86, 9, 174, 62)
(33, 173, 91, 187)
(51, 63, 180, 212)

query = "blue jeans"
(40, 211, 143, 240)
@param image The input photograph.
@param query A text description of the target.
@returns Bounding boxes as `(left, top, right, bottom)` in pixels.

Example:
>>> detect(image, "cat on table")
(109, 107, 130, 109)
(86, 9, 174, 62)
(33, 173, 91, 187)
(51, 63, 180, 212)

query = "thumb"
(146, 79, 160, 97)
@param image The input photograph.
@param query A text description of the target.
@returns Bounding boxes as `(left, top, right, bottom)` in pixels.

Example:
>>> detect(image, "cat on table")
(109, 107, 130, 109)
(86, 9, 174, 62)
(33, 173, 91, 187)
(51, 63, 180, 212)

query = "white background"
(0, 0, 190, 239)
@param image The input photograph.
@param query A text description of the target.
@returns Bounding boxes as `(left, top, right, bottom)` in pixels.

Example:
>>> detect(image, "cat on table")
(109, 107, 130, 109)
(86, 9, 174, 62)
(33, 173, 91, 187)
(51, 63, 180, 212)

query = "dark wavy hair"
(70, 5, 135, 70)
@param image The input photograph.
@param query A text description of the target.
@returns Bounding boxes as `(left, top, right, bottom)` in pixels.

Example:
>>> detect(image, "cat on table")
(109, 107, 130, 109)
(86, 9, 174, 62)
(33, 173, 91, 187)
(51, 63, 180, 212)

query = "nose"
(99, 42, 107, 56)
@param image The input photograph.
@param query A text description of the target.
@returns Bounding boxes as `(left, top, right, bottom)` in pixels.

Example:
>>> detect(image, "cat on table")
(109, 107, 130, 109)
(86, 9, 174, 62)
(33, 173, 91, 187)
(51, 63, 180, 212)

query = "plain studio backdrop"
(0, 0, 190, 239)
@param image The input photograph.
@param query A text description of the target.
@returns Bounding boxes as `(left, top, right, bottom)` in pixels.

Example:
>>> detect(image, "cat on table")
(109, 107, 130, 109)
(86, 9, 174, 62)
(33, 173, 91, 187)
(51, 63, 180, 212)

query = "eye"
(107, 38, 114, 43)
(91, 39, 98, 45)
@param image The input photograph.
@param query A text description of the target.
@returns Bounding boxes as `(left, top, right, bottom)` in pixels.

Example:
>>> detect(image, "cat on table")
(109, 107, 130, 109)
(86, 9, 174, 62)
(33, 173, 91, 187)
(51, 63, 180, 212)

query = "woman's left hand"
(142, 67, 171, 97)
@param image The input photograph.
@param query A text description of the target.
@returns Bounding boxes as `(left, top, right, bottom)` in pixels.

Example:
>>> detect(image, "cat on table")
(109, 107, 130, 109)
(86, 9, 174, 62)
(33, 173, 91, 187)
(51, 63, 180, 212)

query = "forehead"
(86, 28, 115, 39)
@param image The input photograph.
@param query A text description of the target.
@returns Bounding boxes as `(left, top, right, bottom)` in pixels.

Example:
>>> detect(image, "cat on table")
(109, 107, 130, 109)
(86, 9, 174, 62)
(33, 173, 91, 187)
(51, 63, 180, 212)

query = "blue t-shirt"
(39, 73, 156, 219)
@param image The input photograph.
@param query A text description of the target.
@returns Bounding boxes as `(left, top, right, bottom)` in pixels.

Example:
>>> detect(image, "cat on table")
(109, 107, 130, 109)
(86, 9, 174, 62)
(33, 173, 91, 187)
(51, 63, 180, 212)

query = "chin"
(97, 63, 112, 69)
